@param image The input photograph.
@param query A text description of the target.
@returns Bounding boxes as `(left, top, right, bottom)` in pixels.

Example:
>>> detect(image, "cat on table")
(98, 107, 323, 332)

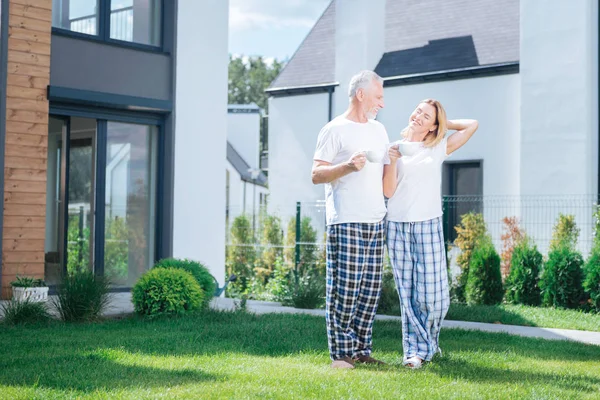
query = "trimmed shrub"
(376, 269, 400, 315)
(1, 300, 51, 325)
(500, 217, 526, 278)
(540, 245, 585, 309)
(549, 214, 579, 252)
(465, 236, 504, 305)
(254, 214, 284, 282)
(585, 206, 600, 312)
(287, 271, 325, 309)
(584, 248, 600, 312)
(153, 258, 216, 309)
(53, 270, 110, 322)
(453, 212, 487, 302)
(226, 214, 255, 293)
(504, 239, 543, 306)
(285, 216, 320, 275)
(133, 268, 204, 316)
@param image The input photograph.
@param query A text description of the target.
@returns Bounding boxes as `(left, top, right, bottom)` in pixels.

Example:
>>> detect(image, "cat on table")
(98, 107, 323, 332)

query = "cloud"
(229, 0, 330, 32)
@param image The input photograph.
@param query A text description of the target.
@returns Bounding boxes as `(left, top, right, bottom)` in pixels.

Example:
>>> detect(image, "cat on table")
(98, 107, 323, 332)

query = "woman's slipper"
(403, 356, 423, 369)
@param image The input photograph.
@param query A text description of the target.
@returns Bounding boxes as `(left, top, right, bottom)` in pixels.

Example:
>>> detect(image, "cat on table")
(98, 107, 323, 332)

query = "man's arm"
(311, 152, 366, 184)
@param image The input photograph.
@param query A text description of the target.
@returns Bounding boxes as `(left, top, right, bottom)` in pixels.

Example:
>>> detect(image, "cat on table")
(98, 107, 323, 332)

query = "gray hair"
(348, 70, 383, 99)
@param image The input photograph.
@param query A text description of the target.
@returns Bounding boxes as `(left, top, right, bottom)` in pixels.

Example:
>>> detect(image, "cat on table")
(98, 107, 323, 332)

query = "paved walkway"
(2, 292, 599, 346)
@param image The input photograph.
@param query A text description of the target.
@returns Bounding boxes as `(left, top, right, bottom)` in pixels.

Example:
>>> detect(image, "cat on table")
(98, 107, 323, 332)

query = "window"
(52, 0, 162, 47)
(442, 161, 483, 242)
(52, 0, 99, 35)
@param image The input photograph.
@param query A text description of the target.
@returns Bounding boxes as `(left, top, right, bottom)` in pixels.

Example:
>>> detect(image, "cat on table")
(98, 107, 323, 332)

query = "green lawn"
(379, 302, 600, 332)
(446, 303, 600, 332)
(1, 311, 599, 399)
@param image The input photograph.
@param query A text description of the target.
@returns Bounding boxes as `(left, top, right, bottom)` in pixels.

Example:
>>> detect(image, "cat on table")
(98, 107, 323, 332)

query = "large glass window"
(52, 0, 162, 47)
(104, 122, 157, 286)
(52, 0, 99, 35)
(111, 0, 161, 46)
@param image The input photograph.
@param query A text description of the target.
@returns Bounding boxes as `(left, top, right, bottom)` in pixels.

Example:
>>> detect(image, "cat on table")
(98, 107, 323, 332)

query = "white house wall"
(227, 112, 261, 170)
(268, 93, 330, 218)
(378, 73, 521, 197)
(519, 0, 598, 256)
(173, 0, 228, 285)
(520, 0, 598, 197)
(226, 162, 269, 224)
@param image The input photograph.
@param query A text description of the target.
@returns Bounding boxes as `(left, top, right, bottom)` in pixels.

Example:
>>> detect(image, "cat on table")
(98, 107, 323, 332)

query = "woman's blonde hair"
(401, 99, 447, 147)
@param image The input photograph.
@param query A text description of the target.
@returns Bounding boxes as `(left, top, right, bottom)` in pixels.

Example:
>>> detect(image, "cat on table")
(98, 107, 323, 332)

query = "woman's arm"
(383, 144, 402, 198)
(446, 119, 479, 154)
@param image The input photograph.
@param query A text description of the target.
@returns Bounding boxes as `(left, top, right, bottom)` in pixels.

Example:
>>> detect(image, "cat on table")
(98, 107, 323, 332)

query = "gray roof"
(227, 142, 268, 187)
(269, 0, 519, 90)
(269, 1, 336, 89)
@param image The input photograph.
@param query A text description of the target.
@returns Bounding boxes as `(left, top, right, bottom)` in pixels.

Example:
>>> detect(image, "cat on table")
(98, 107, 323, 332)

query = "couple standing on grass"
(311, 70, 479, 369)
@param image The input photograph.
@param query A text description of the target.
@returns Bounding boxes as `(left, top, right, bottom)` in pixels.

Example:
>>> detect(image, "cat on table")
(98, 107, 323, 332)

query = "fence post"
(78, 206, 84, 265)
(295, 202, 301, 269)
(442, 197, 450, 242)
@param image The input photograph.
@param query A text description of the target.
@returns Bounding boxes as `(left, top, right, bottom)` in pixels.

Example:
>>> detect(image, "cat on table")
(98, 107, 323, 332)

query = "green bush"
(540, 245, 585, 309)
(254, 214, 284, 282)
(10, 276, 46, 287)
(549, 214, 580, 252)
(287, 271, 325, 309)
(377, 269, 399, 315)
(53, 270, 111, 322)
(264, 256, 291, 302)
(1, 300, 51, 325)
(584, 206, 600, 312)
(504, 239, 543, 306)
(584, 248, 600, 312)
(133, 268, 204, 316)
(285, 217, 320, 275)
(153, 258, 216, 309)
(465, 236, 504, 305)
(453, 212, 487, 302)
(226, 214, 255, 293)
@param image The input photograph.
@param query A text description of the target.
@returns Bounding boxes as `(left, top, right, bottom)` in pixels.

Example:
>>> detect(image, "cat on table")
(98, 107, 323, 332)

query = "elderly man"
(312, 70, 389, 369)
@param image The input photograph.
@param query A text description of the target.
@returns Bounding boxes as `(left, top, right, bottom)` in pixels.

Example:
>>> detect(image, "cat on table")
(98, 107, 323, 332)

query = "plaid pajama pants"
(387, 217, 450, 362)
(325, 220, 385, 361)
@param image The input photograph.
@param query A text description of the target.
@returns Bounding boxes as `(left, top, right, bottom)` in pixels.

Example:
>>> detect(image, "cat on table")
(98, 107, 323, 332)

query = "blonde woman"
(383, 99, 478, 369)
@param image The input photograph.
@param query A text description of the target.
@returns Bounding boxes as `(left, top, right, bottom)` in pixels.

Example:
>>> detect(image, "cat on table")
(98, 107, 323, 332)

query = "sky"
(228, 0, 331, 62)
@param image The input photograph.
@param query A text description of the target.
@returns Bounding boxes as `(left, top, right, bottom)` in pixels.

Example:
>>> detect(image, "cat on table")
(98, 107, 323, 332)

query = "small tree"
(500, 217, 526, 279)
(504, 238, 543, 306)
(584, 206, 600, 312)
(285, 216, 320, 275)
(540, 214, 585, 309)
(453, 212, 487, 302)
(549, 214, 580, 252)
(226, 214, 255, 293)
(254, 214, 284, 283)
(465, 236, 504, 305)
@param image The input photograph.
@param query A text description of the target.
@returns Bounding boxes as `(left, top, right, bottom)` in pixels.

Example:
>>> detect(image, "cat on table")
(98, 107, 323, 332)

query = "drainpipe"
(328, 86, 334, 121)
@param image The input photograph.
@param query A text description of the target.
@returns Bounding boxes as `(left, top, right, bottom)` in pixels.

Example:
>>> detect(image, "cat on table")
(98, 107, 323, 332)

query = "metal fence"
(225, 195, 599, 281)
(70, 7, 133, 41)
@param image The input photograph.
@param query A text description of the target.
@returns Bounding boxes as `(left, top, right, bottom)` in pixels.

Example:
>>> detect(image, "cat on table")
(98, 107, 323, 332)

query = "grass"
(379, 302, 600, 332)
(1, 311, 599, 399)
(446, 303, 600, 332)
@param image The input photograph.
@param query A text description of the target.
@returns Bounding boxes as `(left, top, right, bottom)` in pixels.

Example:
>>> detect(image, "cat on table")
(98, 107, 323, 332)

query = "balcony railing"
(69, 6, 133, 42)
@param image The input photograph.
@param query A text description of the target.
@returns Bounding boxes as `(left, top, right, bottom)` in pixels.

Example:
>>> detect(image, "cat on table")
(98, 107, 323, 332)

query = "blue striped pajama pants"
(325, 220, 385, 360)
(387, 217, 450, 362)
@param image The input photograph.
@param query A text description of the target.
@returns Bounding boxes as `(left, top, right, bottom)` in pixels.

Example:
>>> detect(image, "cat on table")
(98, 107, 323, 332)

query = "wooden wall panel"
(1, 0, 52, 299)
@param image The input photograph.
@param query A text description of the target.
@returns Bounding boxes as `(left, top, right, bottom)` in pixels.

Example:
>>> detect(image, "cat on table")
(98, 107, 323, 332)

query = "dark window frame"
(49, 104, 167, 292)
(442, 160, 484, 243)
(51, 0, 166, 53)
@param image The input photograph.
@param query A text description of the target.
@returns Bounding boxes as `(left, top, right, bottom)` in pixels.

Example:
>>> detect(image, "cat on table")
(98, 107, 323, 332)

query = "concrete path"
(2, 292, 599, 346)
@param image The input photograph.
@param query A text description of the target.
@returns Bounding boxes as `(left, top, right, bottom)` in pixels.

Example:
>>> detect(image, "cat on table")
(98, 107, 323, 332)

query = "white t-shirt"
(314, 116, 390, 226)
(386, 137, 450, 222)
